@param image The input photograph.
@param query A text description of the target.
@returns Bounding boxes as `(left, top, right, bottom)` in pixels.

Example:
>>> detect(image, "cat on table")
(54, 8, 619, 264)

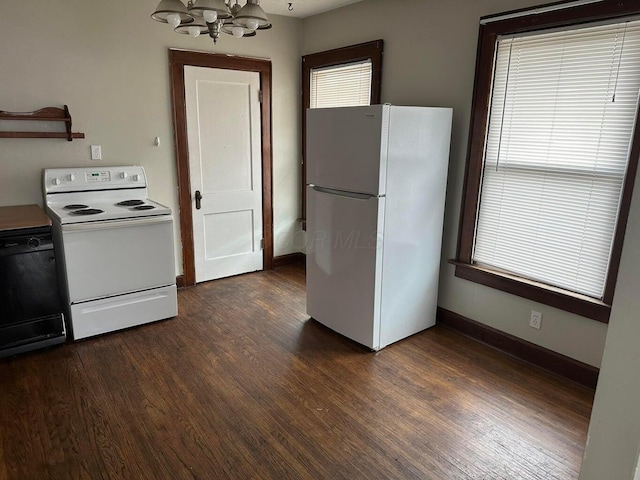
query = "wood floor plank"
(0, 265, 593, 479)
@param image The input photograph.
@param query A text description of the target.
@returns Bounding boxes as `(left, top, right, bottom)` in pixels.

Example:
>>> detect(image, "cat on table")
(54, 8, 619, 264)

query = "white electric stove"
(43, 166, 178, 340)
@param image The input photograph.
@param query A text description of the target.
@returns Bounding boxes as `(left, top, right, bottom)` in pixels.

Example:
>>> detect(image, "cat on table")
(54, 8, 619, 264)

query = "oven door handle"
(62, 215, 172, 232)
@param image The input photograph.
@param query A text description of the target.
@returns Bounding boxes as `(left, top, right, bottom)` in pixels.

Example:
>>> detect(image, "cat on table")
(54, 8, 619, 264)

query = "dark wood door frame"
(169, 49, 273, 287)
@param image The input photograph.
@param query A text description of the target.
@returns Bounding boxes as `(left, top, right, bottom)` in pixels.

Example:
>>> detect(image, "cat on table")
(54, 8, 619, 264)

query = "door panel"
(306, 186, 384, 349)
(185, 66, 263, 282)
(204, 210, 255, 259)
(198, 80, 253, 193)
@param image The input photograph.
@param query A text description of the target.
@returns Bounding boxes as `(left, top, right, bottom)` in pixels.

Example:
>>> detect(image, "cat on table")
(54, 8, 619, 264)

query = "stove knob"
(52, 178, 60, 186)
(67, 174, 75, 182)
(120, 172, 128, 179)
(27, 237, 41, 249)
(132, 174, 140, 181)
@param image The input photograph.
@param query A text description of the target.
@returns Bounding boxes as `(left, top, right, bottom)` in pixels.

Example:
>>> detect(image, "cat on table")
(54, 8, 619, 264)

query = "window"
(309, 60, 373, 108)
(456, 2, 640, 323)
(478, 22, 640, 298)
(301, 40, 383, 226)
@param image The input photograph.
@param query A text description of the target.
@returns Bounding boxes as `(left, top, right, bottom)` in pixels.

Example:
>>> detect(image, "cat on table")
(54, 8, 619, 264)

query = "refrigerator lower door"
(306, 186, 384, 350)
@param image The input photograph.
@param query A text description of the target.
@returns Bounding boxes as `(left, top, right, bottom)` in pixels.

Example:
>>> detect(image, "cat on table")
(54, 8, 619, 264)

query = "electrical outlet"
(530, 310, 543, 330)
(90, 145, 102, 161)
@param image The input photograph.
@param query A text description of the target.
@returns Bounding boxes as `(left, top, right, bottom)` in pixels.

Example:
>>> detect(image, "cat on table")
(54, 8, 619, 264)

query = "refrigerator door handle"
(312, 185, 381, 200)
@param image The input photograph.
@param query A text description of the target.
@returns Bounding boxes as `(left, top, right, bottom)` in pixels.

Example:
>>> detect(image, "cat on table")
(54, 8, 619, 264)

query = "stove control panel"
(43, 166, 147, 193)
(86, 171, 111, 182)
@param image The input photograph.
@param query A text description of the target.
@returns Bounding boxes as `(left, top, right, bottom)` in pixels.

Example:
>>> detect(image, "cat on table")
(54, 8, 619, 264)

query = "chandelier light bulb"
(232, 26, 245, 38)
(203, 10, 218, 23)
(167, 13, 181, 27)
(188, 26, 201, 37)
(246, 18, 259, 31)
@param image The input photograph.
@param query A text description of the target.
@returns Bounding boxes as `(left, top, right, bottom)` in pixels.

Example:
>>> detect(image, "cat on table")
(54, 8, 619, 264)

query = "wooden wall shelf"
(0, 105, 85, 141)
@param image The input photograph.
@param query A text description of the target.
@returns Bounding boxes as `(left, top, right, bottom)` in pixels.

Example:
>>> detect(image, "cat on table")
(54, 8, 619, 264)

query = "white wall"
(0, 0, 302, 274)
(301, 0, 609, 367)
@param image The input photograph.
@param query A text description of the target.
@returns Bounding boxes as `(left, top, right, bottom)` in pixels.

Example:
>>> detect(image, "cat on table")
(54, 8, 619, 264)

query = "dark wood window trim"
(301, 40, 383, 229)
(169, 49, 273, 287)
(455, 0, 640, 324)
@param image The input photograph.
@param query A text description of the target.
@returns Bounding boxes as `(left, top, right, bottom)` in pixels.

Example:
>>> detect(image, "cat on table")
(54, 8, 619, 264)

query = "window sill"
(450, 261, 610, 323)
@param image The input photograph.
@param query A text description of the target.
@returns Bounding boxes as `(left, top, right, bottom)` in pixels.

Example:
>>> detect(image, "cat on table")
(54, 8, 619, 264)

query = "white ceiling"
(258, 0, 363, 18)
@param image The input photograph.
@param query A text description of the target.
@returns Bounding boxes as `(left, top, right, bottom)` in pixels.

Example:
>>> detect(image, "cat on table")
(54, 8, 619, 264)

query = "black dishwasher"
(0, 226, 66, 358)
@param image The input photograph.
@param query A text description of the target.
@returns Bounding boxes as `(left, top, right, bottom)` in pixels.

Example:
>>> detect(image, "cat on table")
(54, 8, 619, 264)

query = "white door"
(185, 66, 263, 282)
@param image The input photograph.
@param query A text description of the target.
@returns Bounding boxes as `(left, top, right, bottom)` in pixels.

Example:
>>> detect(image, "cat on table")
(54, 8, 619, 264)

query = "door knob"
(195, 190, 202, 210)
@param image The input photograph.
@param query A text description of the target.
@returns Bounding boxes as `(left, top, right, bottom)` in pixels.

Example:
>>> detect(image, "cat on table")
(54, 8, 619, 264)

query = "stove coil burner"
(70, 208, 104, 216)
(133, 205, 156, 210)
(117, 200, 145, 207)
(64, 204, 89, 210)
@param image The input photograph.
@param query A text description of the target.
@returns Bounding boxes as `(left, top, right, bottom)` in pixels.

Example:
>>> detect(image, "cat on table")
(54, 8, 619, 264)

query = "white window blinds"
(473, 19, 640, 299)
(310, 60, 372, 109)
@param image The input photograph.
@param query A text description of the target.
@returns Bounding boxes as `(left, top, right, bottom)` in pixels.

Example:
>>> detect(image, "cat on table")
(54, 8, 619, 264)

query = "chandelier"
(151, 0, 271, 44)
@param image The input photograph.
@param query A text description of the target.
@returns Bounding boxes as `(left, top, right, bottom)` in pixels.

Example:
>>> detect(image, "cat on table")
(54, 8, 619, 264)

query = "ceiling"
(257, 0, 363, 18)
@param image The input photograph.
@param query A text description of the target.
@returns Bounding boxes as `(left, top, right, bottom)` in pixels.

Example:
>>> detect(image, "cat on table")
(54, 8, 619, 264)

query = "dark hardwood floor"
(0, 265, 593, 479)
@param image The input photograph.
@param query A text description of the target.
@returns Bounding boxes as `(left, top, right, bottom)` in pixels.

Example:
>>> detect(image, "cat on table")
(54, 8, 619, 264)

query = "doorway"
(169, 49, 273, 287)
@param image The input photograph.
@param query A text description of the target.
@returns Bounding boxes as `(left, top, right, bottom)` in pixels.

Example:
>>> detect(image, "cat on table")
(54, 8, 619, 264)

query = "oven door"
(61, 215, 175, 302)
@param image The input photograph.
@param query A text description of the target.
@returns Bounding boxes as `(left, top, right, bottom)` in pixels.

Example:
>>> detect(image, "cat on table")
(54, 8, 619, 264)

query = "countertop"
(0, 204, 51, 232)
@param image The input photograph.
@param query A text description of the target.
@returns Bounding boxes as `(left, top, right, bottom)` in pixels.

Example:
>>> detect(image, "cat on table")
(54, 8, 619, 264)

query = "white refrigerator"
(306, 104, 453, 350)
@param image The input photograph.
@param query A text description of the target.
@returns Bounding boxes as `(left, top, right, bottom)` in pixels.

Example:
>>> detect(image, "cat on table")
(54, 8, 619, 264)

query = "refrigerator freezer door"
(306, 186, 384, 350)
(306, 105, 389, 195)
